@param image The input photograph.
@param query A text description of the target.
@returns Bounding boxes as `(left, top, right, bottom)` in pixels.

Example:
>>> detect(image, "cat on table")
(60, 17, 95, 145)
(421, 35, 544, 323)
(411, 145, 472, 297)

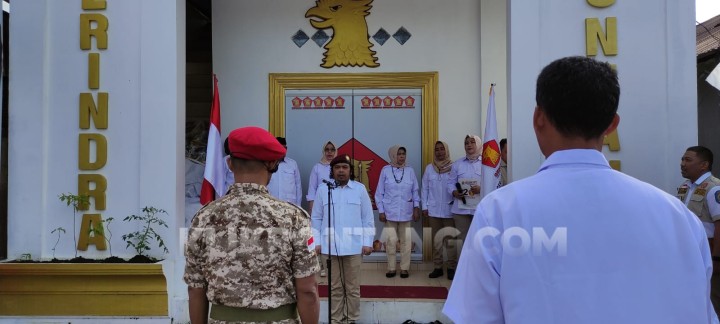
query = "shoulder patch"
(716, 190, 720, 204)
(307, 236, 316, 252)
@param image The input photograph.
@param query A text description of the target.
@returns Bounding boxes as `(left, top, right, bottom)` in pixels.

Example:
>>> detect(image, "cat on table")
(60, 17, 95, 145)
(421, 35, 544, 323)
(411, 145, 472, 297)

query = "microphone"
(322, 179, 336, 188)
(455, 182, 467, 205)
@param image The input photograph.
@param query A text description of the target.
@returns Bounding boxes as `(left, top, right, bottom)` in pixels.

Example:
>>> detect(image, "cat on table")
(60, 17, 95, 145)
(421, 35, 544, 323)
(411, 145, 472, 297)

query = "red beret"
(227, 126, 286, 161)
(330, 154, 352, 166)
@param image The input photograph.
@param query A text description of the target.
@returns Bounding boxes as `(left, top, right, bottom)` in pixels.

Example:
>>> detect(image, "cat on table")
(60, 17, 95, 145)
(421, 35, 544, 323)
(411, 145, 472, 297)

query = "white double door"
(285, 88, 424, 260)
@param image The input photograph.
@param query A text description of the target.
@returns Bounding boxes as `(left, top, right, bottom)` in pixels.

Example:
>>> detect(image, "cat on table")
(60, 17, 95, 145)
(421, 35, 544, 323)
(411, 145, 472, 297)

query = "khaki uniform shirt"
(676, 173, 720, 238)
(499, 160, 508, 187)
(184, 183, 319, 324)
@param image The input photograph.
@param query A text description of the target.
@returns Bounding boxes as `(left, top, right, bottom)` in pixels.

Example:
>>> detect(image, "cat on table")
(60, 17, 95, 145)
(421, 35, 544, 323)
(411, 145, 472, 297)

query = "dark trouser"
(429, 216, 458, 269)
(712, 274, 720, 317)
(453, 213, 473, 260)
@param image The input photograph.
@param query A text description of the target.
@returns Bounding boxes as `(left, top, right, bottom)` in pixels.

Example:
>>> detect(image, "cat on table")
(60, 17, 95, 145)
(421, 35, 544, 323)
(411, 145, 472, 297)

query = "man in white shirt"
(444, 56, 718, 324)
(311, 155, 375, 324)
(677, 145, 720, 315)
(267, 137, 303, 206)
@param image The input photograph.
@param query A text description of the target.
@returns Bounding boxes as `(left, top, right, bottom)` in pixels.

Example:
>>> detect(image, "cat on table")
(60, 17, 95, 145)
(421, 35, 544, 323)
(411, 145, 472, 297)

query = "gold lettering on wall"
(586, 0, 615, 8)
(82, 0, 107, 10)
(603, 129, 620, 151)
(79, 134, 107, 170)
(77, 214, 107, 251)
(78, 2, 108, 251)
(585, 17, 617, 56)
(78, 174, 107, 211)
(80, 14, 108, 50)
(79, 93, 108, 129)
(88, 53, 100, 89)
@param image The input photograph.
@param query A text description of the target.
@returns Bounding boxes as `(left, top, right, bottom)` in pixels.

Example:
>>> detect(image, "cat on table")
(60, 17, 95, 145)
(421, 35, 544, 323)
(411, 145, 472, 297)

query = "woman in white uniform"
(422, 141, 457, 280)
(375, 145, 420, 278)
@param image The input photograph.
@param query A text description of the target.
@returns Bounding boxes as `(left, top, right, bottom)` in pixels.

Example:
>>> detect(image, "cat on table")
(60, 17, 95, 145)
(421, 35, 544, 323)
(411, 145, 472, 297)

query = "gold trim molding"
(268, 72, 439, 169)
(0, 263, 167, 316)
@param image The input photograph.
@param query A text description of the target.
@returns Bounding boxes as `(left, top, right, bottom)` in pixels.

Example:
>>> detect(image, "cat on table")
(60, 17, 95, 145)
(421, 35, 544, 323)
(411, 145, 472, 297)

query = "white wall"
(213, 0, 496, 160)
(8, 0, 184, 271)
(508, 0, 697, 192)
(9, 0, 185, 320)
(481, 0, 508, 144)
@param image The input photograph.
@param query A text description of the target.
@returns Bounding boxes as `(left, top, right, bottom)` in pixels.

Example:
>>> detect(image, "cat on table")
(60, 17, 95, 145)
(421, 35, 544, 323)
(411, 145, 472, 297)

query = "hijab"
(319, 141, 337, 165)
(465, 134, 482, 161)
(388, 145, 406, 168)
(432, 141, 452, 174)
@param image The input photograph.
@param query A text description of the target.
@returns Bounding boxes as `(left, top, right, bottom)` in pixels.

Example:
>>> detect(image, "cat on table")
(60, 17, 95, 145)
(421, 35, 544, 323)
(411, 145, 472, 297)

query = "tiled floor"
(316, 261, 453, 301)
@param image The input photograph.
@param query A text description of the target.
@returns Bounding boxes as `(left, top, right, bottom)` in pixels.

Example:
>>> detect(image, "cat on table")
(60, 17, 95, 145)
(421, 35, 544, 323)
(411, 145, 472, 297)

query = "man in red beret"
(311, 154, 375, 324)
(184, 126, 320, 324)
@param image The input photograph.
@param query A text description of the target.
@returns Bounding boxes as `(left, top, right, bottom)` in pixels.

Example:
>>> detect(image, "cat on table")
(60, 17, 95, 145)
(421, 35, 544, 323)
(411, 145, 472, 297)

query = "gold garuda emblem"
(305, 0, 380, 68)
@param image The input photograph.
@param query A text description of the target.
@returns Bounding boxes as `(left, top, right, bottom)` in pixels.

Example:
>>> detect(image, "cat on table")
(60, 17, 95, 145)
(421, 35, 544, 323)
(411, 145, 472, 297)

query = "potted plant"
(0, 197, 170, 316)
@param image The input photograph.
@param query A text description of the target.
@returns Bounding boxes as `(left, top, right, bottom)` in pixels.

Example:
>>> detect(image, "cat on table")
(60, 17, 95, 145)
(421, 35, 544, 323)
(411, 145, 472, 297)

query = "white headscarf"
(319, 141, 337, 165)
(388, 145, 406, 168)
(465, 134, 482, 161)
(432, 141, 452, 174)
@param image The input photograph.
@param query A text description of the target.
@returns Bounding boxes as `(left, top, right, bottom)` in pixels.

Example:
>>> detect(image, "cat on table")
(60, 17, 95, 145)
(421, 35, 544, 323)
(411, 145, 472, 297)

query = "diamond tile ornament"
(373, 28, 390, 45)
(292, 30, 309, 48)
(393, 27, 411, 45)
(312, 30, 330, 47)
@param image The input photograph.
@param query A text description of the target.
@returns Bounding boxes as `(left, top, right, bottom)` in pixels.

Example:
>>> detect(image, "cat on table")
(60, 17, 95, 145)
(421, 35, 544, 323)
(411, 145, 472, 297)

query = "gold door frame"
(268, 72, 439, 261)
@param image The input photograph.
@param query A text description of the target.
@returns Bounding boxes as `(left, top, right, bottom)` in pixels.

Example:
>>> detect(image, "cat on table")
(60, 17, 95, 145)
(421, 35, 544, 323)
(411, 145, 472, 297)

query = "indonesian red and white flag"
(200, 75, 226, 205)
(481, 84, 502, 199)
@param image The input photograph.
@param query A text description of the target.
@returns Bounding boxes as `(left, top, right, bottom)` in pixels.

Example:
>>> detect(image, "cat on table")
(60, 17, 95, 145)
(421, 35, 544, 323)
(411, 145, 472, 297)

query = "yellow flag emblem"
(482, 141, 501, 168)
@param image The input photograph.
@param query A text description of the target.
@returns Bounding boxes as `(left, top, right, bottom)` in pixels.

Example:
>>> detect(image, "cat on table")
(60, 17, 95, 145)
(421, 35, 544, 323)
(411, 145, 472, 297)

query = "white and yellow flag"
(481, 84, 501, 199)
(706, 62, 720, 92)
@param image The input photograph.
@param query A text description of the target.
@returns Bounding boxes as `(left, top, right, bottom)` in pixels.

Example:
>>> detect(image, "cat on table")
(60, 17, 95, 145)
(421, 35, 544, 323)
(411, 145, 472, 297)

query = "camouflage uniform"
(184, 183, 319, 324)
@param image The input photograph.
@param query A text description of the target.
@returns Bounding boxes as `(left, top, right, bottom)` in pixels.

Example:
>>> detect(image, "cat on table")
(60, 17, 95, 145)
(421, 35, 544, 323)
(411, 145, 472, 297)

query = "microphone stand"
(325, 180, 335, 323)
